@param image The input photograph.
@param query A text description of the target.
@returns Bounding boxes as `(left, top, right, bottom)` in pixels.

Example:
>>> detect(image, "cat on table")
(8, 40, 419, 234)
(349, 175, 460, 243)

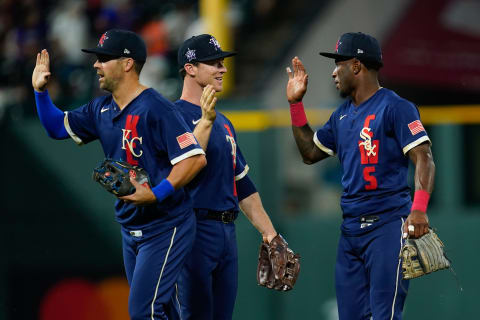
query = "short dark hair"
(179, 62, 199, 79)
(360, 58, 382, 71)
(133, 61, 145, 75)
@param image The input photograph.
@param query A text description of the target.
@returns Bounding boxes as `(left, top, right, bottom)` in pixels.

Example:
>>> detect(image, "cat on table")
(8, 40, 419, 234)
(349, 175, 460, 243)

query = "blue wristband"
(152, 179, 175, 203)
(34, 89, 69, 139)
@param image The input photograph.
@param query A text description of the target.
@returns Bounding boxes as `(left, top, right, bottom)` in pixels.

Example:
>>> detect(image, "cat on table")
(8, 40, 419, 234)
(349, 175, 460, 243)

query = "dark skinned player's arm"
(408, 143, 435, 193)
(292, 124, 330, 165)
(404, 142, 435, 238)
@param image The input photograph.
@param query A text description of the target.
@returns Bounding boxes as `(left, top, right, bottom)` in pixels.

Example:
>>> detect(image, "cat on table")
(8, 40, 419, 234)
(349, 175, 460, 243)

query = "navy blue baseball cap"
(178, 34, 236, 66)
(319, 32, 383, 67)
(82, 29, 147, 62)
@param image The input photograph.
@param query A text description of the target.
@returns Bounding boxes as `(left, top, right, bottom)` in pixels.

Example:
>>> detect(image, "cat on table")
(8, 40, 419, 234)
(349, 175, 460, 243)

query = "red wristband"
(411, 190, 430, 213)
(290, 102, 308, 127)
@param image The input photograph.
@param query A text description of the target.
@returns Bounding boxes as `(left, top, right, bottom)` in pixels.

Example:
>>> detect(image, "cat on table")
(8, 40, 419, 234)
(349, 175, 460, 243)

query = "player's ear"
(123, 58, 135, 73)
(352, 59, 361, 75)
(184, 63, 196, 77)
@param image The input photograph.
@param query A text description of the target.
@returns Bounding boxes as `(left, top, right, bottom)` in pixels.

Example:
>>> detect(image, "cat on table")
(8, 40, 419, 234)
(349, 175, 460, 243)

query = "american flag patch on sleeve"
(176, 132, 197, 149)
(408, 120, 426, 135)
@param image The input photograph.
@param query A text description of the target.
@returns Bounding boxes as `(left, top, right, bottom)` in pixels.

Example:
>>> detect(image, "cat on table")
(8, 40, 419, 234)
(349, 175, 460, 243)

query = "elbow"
(302, 156, 316, 165)
(198, 154, 207, 169)
(301, 151, 317, 165)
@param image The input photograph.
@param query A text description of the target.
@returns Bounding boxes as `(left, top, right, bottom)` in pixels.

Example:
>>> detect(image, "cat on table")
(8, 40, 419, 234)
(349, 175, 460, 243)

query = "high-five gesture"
(200, 84, 217, 124)
(286, 56, 309, 104)
(32, 49, 51, 92)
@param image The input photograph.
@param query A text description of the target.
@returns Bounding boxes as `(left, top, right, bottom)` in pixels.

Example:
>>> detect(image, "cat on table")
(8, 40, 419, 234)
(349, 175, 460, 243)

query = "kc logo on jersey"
(122, 115, 143, 165)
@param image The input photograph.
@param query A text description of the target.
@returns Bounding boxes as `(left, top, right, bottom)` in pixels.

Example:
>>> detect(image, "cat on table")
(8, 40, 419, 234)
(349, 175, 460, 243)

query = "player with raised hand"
(286, 32, 435, 320)
(174, 34, 299, 320)
(32, 29, 206, 320)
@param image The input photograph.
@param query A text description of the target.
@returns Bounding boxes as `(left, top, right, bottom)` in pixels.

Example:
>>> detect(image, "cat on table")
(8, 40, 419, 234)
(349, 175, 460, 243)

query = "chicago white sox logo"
(358, 114, 379, 190)
(359, 127, 377, 157)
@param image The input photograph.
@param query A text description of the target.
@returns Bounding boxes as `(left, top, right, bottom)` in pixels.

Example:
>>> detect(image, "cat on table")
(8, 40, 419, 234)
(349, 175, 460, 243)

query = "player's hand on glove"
(403, 210, 429, 239)
(32, 49, 52, 92)
(257, 234, 300, 291)
(401, 228, 450, 279)
(119, 177, 156, 205)
(286, 56, 309, 104)
(93, 159, 154, 205)
(200, 84, 217, 124)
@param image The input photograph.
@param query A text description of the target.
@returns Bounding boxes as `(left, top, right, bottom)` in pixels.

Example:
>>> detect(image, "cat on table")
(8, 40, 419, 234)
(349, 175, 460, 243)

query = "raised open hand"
(286, 56, 309, 104)
(32, 49, 51, 92)
(200, 84, 217, 123)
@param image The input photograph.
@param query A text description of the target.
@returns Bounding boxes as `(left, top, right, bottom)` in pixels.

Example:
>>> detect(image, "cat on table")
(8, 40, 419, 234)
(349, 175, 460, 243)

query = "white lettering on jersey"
(359, 127, 376, 156)
(225, 135, 237, 166)
(122, 129, 143, 157)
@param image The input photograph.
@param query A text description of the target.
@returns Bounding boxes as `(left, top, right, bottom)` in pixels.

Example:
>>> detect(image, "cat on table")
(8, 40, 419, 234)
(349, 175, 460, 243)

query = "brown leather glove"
(401, 228, 450, 279)
(257, 234, 300, 291)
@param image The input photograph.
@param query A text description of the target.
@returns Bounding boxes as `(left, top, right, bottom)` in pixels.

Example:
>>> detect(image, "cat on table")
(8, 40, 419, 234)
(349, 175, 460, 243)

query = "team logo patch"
(185, 48, 196, 62)
(176, 132, 197, 149)
(98, 33, 108, 47)
(408, 120, 425, 135)
(209, 37, 221, 51)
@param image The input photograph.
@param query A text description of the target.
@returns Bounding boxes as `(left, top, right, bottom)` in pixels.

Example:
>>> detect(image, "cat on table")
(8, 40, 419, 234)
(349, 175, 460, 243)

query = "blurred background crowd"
(2, 0, 480, 319)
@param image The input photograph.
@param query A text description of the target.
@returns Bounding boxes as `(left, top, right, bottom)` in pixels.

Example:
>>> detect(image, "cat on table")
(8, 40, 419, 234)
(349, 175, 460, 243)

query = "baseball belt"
(195, 209, 238, 223)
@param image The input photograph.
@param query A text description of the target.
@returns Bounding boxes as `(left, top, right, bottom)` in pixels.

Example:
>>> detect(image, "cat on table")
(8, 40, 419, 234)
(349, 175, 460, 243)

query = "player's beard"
(339, 82, 354, 98)
(100, 77, 118, 93)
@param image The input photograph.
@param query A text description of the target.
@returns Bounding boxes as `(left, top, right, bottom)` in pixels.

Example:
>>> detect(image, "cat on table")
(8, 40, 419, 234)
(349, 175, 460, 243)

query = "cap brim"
(195, 51, 237, 62)
(319, 52, 353, 60)
(81, 47, 118, 56)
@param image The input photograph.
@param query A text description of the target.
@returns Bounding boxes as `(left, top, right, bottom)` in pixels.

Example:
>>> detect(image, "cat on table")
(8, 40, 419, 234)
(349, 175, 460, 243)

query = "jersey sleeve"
(313, 112, 337, 156)
(154, 108, 205, 165)
(235, 144, 249, 181)
(388, 100, 431, 155)
(64, 101, 98, 145)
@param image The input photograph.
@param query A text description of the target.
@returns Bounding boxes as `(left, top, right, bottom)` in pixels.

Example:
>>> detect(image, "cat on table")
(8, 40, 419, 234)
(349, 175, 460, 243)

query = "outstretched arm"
(193, 85, 217, 150)
(404, 143, 435, 238)
(239, 192, 277, 243)
(32, 49, 69, 139)
(286, 57, 329, 164)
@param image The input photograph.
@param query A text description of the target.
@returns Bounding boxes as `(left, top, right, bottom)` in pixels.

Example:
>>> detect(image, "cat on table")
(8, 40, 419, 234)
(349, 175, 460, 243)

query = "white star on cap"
(185, 48, 196, 61)
(209, 37, 221, 51)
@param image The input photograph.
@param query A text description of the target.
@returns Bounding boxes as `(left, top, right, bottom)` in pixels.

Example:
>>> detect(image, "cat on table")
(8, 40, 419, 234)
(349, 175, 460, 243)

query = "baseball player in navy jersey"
(285, 32, 435, 319)
(174, 34, 278, 319)
(31, 29, 208, 320)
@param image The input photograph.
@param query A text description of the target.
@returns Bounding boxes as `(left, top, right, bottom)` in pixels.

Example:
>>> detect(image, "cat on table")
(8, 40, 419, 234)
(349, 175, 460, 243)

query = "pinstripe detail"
(63, 112, 84, 145)
(150, 227, 177, 320)
(175, 283, 183, 320)
(390, 218, 405, 320)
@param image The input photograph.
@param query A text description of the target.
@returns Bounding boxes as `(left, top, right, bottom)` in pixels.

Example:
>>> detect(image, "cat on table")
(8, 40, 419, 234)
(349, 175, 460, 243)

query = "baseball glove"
(400, 228, 450, 280)
(92, 159, 150, 197)
(257, 234, 300, 291)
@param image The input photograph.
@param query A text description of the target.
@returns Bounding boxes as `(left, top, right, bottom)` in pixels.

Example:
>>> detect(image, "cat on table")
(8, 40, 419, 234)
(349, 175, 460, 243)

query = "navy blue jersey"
(64, 89, 205, 230)
(174, 99, 249, 211)
(314, 88, 430, 235)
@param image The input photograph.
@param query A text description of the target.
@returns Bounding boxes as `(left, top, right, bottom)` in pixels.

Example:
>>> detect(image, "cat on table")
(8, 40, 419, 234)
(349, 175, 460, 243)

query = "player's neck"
(179, 80, 203, 107)
(351, 79, 381, 106)
(112, 79, 147, 110)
